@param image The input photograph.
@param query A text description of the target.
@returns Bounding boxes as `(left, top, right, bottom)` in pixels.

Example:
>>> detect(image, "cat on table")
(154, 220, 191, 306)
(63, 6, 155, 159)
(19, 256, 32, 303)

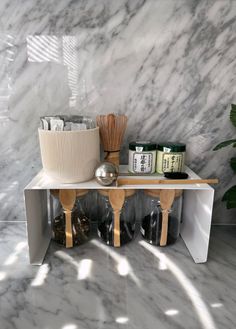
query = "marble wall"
(0, 0, 235, 223)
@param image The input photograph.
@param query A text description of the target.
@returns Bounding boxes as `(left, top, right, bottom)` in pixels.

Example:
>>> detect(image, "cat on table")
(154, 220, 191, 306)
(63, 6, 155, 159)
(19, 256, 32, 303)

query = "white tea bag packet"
(40, 118, 49, 130)
(70, 122, 87, 131)
(50, 118, 64, 131)
(64, 122, 71, 131)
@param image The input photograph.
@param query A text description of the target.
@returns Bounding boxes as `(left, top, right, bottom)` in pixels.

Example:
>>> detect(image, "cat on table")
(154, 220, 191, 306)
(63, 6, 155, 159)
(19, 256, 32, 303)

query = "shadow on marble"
(0, 223, 236, 329)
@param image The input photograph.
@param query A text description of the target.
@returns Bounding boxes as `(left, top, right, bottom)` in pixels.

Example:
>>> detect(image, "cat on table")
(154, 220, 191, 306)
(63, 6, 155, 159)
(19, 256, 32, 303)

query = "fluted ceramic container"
(39, 127, 100, 183)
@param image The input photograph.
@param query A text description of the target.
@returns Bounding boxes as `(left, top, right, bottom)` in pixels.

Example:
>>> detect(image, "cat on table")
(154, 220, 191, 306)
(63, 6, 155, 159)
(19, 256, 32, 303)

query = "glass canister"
(97, 189, 136, 246)
(140, 189, 182, 246)
(50, 189, 90, 247)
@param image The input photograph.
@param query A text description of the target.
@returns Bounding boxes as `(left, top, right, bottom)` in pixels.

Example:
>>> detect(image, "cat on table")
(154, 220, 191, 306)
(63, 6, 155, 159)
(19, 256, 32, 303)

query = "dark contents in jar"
(97, 215, 135, 246)
(141, 213, 179, 246)
(52, 208, 90, 246)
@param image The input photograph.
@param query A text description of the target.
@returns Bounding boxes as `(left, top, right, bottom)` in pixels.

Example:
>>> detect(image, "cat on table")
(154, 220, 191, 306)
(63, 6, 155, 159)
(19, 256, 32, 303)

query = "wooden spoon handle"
(65, 211, 73, 248)
(160, 210, 169, 246)
(116, 178, 219, 186)
(113, 210, 121, 247)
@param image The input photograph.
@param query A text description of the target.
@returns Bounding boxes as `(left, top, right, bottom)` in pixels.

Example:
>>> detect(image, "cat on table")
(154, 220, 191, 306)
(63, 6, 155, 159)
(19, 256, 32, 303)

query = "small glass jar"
(141, 189, 182, 246)
(50, 189, 90, 247)
(129, 141, 157, 174)
(156, 142, 186, 174)
(97, 189, 136, 246)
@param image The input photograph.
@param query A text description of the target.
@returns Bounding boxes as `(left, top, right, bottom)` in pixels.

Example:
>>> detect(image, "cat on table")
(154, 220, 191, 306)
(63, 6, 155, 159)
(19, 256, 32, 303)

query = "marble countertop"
(0, 223, 235, 329)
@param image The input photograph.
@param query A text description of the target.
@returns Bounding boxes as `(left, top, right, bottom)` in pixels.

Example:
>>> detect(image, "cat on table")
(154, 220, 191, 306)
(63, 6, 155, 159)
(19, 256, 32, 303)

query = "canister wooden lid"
(50, 189, 89, 198)
(98, 189, 136, 198)
(144, 189, 183, 198)
(76, 189, 89, 197)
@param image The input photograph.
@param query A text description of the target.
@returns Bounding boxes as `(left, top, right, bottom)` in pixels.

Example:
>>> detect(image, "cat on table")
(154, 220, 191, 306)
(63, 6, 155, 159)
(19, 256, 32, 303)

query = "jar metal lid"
(157, 142, 186, 152)
(129, 141, 157, 151)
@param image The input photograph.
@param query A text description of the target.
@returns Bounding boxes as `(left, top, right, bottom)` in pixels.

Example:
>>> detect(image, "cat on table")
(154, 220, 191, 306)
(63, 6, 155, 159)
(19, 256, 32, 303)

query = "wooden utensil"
(109, 189, 126, 247)
(96, 113, 128, 166)
(59, 189, 76, 248)
(159, 189, 175, 247)
(116, 178, 219, 186)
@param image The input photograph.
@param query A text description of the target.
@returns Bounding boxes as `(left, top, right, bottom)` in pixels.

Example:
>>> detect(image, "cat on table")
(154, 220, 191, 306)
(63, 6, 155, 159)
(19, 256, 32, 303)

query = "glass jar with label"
(129, 141, 157, 174)
(97, 189, 136, 246)
(50, 189, 90, 247)
(140, 189, 182, 246)
(156, 142, 186, 174)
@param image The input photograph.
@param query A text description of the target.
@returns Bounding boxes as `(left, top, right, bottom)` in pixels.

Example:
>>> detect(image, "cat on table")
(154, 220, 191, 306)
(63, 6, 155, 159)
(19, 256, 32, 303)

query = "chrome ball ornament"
(95, 162, 119, 186)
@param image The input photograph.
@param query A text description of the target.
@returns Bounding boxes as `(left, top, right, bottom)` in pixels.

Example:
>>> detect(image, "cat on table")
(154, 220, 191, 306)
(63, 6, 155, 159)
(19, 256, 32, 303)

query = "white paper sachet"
(64, 122, 71, 131)
(50, 118, 64, 131)
(40, 118, 49, 130)
(70, 122, 87, 131)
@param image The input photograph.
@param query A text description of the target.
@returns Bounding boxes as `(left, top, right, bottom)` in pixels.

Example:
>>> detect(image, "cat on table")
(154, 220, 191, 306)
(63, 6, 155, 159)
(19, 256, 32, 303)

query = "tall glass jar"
(50, 189, 90, 247)
(141, 189, 182, 246)
(97, 189, 136, 246)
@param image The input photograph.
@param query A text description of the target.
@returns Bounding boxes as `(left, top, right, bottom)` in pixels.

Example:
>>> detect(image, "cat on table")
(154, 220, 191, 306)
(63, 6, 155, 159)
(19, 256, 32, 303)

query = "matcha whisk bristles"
(96, 113, 128, 166)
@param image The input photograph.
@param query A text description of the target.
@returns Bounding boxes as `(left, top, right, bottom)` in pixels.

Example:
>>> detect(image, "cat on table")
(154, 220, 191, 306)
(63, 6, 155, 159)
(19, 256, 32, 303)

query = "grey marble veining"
(0, 222, 236, 329)
(0, 0, 236, 222)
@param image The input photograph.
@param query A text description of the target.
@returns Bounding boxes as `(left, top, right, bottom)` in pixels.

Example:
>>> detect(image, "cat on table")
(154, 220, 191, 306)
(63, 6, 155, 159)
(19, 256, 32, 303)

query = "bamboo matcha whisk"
(96, 113, 128, 166)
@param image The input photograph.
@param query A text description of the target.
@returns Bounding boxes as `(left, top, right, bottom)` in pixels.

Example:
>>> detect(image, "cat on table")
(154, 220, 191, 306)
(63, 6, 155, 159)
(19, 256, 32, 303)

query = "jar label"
(133, 153, 153, 173)
(162, 153, 183, 172)
(135, 146, 143, 152)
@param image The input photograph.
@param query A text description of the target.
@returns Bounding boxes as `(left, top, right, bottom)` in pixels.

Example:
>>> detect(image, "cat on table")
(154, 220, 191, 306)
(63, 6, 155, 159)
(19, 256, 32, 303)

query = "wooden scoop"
(109, 189, 125, 247)
(59, 189, 76, 248)
(159, 189, 175, 247)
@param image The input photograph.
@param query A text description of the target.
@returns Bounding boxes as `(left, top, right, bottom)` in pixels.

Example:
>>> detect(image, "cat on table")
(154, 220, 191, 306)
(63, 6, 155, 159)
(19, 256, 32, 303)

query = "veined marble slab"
(0, 222, 236, 329)
(0, 0, 235, 222)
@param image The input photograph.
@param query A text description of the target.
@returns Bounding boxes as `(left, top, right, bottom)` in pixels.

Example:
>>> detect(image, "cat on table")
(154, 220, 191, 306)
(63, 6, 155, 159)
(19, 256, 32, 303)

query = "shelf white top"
(24, 165, 214, 191)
